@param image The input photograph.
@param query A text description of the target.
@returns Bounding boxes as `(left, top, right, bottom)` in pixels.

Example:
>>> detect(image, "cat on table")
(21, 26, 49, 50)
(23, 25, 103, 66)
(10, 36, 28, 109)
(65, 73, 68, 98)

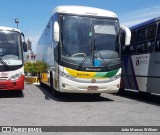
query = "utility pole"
(14, 18, 19, 28)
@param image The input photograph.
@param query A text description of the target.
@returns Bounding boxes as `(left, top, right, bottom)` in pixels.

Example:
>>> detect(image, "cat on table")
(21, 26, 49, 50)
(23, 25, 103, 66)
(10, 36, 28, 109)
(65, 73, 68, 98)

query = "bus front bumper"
(58, 77, 120, 94)
(0, 75, 24, 90)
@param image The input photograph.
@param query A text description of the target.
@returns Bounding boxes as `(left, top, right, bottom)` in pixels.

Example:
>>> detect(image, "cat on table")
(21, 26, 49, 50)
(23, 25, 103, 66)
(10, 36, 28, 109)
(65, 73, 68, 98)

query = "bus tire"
(50, 72, 61, 97)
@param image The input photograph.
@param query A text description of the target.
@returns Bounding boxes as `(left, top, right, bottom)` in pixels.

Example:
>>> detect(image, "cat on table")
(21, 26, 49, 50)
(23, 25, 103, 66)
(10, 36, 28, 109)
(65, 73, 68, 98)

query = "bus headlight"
(110, 73, 121, 81)
(59, 71, 75, 81)
(8, 73, 22, 81)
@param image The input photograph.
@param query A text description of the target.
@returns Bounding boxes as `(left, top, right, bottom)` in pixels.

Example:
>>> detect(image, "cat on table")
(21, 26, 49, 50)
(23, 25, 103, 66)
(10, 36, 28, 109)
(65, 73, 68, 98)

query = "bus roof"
(0, 26, 21, 33)
(130, 16, 160, 30)
(53, 5, 118, 18)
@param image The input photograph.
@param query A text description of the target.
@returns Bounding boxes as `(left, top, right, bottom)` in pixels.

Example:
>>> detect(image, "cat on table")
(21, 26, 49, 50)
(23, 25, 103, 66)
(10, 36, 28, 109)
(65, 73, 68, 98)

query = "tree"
(24, 61, 47, 76)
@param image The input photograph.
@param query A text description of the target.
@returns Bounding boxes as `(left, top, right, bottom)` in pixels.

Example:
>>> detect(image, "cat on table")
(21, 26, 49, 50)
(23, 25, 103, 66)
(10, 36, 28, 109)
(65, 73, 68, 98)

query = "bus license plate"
(87, 86, 98, 91)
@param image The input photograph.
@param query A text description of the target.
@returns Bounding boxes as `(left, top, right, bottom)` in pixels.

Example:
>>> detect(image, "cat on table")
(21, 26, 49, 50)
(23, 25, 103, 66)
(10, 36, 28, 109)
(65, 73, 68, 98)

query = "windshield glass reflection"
(60, 15, 120, 70)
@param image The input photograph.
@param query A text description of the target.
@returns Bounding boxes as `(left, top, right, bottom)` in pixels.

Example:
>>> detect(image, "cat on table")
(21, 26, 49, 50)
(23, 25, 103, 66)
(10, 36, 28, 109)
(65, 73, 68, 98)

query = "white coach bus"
(36, 5, 131, 96)
(0, 26, 27, 91)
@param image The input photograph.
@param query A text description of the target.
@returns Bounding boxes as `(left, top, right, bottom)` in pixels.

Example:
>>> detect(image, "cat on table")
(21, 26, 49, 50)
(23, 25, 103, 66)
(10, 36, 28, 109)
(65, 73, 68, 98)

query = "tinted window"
(137, 28, 146, 42)
(147, 24, 157, 39)
(131, 31, 137, 44)
(157, 23, 160, 38)
(155, 39, 160, 51)
(136, 42, 147, 53)
(146, 40, 154, 52)
(136, 28, 147, 53)
(155, 23, 160, 52)
(0, 31, 22, 62)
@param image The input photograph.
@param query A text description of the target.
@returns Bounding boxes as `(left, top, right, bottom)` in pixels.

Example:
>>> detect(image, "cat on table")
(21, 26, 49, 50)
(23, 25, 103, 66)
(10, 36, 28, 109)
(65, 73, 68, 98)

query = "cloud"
(120, 6, 160, 27)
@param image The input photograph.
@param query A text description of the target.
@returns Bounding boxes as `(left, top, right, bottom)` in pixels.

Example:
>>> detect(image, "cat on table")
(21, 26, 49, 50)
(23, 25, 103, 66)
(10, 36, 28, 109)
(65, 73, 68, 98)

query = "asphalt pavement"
(0, 84, 160, 135)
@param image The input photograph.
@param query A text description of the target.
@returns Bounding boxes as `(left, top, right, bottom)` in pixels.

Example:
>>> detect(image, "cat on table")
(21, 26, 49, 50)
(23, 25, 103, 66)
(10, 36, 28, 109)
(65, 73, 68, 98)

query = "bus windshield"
(0, 30, 23, 65)
(60, 15, 120, 70)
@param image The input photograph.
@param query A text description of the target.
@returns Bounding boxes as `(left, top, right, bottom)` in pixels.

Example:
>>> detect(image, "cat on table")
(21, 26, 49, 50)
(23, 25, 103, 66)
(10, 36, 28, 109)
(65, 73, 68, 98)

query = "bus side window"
(121, 30, 134, 55)
(155, 39, 160, 51)
(131, 31, 137, 44)
(137, 28, 146, 42)
(136, 42, 146, 53)
(155, 23, 160, 52)
(136, 28, 147, 53)
(130, 45, 133, 51)
(157, 23, 160, 38)
(146, 24, 156, 52)
(147, 40, 155, 52)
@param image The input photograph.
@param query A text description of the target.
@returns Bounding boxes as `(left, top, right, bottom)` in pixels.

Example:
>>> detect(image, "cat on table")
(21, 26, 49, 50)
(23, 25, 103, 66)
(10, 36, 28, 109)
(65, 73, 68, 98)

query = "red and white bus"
(0, 26, 27, 91)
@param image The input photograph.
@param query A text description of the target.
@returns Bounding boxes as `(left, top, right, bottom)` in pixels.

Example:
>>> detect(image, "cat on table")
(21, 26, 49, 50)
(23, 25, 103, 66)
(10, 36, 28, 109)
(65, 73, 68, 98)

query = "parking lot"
(0, 84, 160, 134)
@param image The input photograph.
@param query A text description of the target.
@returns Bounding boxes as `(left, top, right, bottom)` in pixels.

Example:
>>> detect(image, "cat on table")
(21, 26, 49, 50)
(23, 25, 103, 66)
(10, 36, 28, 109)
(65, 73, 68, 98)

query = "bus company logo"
(136, 60, 139, 66)
(91, 79, 96, 83)
(136, 59, 148, 66)
(1, 72, 8, 77)
(135, 56, 149, 66)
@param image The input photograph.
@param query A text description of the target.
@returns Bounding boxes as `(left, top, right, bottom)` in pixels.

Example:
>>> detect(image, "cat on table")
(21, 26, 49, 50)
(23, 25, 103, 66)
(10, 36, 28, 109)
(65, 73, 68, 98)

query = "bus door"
(121, 30, 139, 91)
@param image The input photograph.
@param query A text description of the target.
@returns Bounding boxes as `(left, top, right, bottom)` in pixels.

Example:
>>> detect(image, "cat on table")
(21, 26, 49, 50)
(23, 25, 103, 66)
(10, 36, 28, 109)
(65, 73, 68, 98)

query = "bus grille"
(0, 77, 8, 80)
(0, 78, 8, 89)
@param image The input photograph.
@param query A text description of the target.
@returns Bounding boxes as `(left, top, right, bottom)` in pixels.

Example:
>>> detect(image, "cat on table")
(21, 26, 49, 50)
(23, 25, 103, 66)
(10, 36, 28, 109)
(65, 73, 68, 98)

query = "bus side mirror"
(23, 42, 27, 52)
(120, 26, 131, 46)
(53, 21, 60, 42)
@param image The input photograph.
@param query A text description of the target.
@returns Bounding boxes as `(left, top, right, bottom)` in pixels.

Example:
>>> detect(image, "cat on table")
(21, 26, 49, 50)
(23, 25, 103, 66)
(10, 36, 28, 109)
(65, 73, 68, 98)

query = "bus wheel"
(50, 72, 61, 97)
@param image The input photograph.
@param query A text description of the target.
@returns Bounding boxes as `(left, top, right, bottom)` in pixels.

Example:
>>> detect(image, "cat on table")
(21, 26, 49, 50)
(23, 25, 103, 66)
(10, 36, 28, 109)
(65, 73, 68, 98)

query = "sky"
(0, 0, 160, 53)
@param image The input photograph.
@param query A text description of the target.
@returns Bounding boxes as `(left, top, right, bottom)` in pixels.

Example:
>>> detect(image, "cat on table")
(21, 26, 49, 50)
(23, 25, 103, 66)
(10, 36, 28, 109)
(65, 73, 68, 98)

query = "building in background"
(24, 39, 36, 63)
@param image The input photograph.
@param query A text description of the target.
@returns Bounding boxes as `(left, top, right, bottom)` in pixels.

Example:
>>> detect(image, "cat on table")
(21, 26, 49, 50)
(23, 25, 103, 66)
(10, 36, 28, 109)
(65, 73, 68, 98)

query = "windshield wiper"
(76, 55, 88, 70)
(92, 38, 110, 70)
(94, 49, 111, 70)
(76, 40, 111, 71)
(0, 57, 10, 70)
